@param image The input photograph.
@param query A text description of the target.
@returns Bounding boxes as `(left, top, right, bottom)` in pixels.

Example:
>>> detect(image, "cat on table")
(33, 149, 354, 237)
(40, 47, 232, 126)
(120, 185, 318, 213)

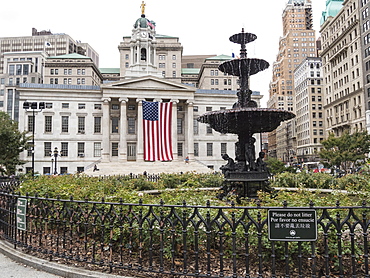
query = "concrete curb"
(0, 240, 132, 278)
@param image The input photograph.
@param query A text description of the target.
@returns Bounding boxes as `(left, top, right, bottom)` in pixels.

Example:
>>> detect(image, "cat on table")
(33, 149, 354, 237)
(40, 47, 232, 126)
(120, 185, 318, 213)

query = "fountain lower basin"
(197, 108, 295, 135)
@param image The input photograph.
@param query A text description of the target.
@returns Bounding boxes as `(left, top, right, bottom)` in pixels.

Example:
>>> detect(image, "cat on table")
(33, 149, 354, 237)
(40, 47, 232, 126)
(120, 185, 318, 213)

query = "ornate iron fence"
(0, 188, 370, 277)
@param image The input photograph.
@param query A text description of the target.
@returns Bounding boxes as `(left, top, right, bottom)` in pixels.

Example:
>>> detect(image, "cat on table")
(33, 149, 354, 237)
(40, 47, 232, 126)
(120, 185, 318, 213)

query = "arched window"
(141, 48, 147, 61)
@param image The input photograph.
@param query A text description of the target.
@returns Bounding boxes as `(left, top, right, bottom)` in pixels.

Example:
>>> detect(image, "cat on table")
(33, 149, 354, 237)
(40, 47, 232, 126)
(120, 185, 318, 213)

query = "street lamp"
(53, 147, 59, 175)
(23, 101, 45, 177)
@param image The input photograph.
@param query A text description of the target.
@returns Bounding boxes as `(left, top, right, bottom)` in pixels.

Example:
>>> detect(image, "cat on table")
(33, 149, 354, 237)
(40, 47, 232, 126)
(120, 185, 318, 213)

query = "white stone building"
(3, 9, 264, 175)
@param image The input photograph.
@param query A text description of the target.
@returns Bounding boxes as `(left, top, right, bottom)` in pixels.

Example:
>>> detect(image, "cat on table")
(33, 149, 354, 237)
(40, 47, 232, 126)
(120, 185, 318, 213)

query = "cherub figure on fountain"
(245, 137, 256, 171)
(220, 154, 236, 177)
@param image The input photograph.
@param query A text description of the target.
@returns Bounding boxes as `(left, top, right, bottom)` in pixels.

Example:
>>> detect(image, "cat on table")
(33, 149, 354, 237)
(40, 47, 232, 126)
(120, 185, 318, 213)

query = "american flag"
(143, 101, 173, 161)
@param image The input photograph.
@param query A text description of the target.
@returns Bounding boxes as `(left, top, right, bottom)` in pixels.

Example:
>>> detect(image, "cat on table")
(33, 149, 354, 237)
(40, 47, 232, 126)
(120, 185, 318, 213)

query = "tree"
(319, 131, 370, 171)
(265, 157, 296, 175)
(0, 112, 30, 176)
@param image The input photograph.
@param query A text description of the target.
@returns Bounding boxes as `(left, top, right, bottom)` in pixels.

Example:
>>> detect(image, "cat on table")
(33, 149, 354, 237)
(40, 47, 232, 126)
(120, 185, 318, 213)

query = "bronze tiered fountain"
(198, 29, 295, 199)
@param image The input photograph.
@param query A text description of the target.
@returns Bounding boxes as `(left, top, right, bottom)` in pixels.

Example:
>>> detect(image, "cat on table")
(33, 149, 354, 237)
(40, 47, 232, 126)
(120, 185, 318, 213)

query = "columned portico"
(119, 97, 128, 162)
(101, 97, 111, 161)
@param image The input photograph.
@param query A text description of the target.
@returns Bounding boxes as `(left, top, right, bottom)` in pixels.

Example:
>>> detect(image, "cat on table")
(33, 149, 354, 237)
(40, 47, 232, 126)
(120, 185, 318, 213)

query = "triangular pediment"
(103, 76, 195, 92)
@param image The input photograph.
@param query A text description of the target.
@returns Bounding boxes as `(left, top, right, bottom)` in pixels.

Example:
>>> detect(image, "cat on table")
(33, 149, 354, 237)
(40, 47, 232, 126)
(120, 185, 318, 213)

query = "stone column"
(152, 42, 157, 65)
(171, 99, 179, 160)
(136, 98, 145, 162)
(119, 98, 128, 162)
(186, 100, 194, 160)
(101, 97, 111, 161)
(130, 46, 134, 65)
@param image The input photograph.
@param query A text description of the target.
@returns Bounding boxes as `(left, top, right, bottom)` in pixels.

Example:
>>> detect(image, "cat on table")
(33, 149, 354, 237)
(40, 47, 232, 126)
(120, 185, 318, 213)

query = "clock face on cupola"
(126, 0, 160, 76)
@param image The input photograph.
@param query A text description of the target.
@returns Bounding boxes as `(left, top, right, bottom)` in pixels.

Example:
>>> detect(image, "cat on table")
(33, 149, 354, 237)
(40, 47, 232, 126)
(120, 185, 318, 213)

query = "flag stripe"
(143, 101, 172, 161)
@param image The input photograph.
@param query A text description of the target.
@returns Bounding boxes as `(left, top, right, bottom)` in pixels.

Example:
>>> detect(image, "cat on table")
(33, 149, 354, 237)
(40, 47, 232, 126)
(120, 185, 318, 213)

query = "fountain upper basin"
(218, 58, 270, 77)
(197, 108, 295, 135)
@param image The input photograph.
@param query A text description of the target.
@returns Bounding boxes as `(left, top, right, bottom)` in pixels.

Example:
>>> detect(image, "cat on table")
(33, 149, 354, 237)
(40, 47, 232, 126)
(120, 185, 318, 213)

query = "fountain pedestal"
(198, 29, 295, 201)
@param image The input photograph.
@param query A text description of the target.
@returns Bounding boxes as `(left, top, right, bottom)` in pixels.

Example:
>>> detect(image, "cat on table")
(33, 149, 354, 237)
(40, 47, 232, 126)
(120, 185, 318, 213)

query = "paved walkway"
(0, 240, 128, 278)
(0, 251, 61, 278)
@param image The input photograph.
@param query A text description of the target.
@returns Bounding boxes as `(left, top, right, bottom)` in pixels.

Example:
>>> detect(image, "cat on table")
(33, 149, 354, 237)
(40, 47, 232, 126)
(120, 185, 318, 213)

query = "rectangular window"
(78, 117, 85, 133)
(112, 142, 119, 156)
(194, 143, 199, 157)
(128, 117, 136, 134)
(177, 143, 183, 157)
(78, 142, 85, 157)
(94, 142, 102, 157)
(61, 116, 69, 133)
(94, 117, 101, 133)
(44, 116, 52, 133)
(28, 115, 34, 132)
(193, 119, 199, 135)
(221, 143, 227, 155)
(27, 141, 32, 157)
(207, 125, 213, 134)
(111, 104, 119, 110)
(60, 167, 68, 174)
(44, 142, 51, 157)
(112, 117, 119, 133)
(43, 167, 51, 175)
(207, 143, 213, 156)
(206, 107, 212, 111)
(16, 65, 22, 75)
(62, 103, 69, 109)
(61, 142, 68, 157)
(94, 104, 102, 110)
(8, 65, 14, 75)
(177, 118, 183, 134)
(23, 64, 29, 75)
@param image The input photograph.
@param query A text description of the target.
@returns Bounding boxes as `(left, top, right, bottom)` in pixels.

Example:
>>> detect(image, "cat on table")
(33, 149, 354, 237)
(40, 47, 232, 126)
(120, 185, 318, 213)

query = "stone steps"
(85, 160, 213, 176)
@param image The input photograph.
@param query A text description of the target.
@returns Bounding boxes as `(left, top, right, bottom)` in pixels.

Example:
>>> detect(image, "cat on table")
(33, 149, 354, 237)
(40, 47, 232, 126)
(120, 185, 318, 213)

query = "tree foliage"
(319, 131, 370, 171)
(265, 156, 296, 175)
(0, 112, 30, 175)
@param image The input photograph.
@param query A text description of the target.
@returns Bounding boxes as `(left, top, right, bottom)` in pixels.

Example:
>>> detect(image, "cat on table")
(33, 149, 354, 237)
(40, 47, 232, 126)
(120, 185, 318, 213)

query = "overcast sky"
(1, 0, 327, 105)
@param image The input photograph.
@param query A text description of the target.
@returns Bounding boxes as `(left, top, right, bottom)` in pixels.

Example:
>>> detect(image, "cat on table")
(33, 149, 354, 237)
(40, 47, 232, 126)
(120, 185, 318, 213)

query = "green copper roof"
(99, 68, 120, 74)
(48, 53, 91, 59)
(321, 0, 344, 26)
(182, 68, 200, 75)
(205, 54, 233, 61)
